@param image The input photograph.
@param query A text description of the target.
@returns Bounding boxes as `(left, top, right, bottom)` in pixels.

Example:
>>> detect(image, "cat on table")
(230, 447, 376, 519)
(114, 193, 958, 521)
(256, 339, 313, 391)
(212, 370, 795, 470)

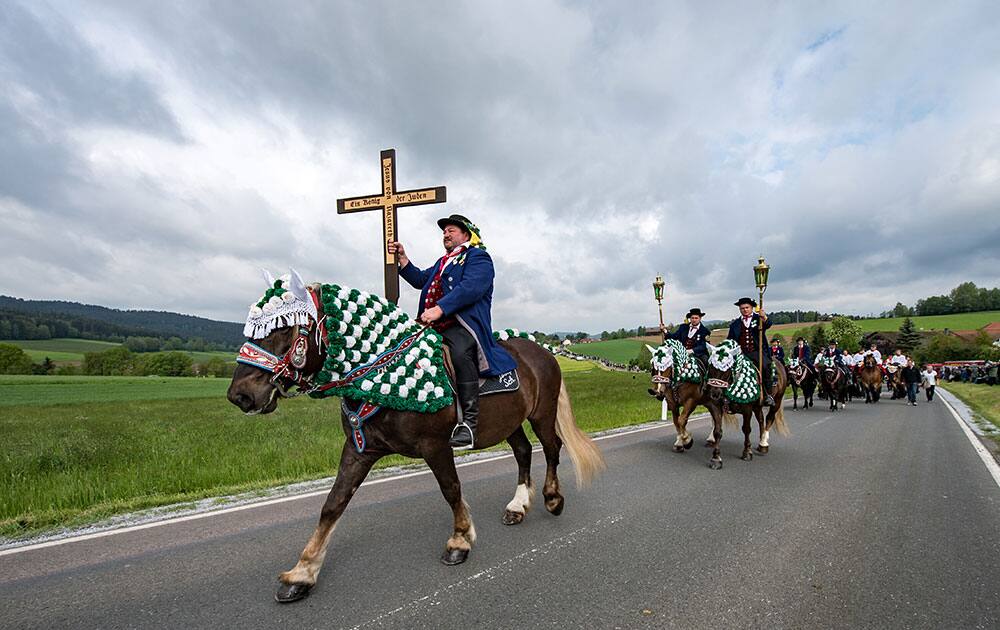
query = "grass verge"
(939, 383, 1000, 442)
(0, 360, 659, 540)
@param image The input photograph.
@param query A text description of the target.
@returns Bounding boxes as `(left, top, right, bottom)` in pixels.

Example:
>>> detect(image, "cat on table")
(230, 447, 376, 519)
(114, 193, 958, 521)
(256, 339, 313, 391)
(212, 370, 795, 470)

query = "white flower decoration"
(360, 340, 371, 353)
(417, 390, 428, 402)
(268, 295, 283, 308)
(426, 365, 437, 377)
(414, 368, 424, 380)
(361, 381, 373, 392)
(498, 331, 509, 341)
(405, 377, 417, 388)
(423, 381, 434, 391)
(389, 373, 399, 384)
(398, 386, 409, 398)
(249, 306, 264, 318)
(380, 384, 391, 395)
(263, 302, 276, 314)
(344, 336, 357, 348)
(433, 386, 444, 398)
(417, 358, 431, 370)
(281, 292, 296, 303)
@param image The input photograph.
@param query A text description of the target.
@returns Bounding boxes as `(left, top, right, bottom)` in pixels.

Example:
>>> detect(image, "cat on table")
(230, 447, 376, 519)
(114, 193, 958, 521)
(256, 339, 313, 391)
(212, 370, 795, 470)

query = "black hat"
(687, 308, 706, 318)
(734, 297, 757, 307)
(829, 339, 838, 345)
(796, 337, 805, 342)
(437, 214, 473, 233)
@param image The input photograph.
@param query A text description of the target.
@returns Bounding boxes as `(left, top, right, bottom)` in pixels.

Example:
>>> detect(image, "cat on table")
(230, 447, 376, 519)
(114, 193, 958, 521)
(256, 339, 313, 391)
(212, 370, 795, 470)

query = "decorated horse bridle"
(237, 289, 329, 397)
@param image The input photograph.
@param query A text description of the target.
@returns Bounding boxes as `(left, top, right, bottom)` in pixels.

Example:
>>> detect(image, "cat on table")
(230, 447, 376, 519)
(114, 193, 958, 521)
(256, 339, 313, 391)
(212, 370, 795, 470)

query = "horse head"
(227, 269, 326, 414)
(647, 343, 675, 400)
(704, 341, 737, 403)
(863, 354, 876, 369)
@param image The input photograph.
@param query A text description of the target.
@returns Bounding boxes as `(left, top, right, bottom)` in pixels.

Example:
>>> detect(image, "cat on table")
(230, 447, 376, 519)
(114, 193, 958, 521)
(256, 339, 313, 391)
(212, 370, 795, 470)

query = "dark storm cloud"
(1, 0, 999, 328)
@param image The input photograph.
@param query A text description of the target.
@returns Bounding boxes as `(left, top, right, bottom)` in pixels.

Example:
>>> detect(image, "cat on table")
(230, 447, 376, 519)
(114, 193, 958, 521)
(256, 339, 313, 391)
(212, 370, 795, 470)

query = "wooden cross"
(337, 149, 447, 304)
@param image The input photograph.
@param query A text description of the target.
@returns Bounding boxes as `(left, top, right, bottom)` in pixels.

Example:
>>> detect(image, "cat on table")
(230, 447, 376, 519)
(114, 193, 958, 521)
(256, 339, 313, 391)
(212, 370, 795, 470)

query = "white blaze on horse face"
(505, 483, 533, 515)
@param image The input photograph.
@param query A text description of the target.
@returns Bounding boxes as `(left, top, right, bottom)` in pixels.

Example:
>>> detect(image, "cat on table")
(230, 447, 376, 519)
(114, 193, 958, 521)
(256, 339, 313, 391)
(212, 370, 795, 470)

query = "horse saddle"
(441, 346, 520, 397)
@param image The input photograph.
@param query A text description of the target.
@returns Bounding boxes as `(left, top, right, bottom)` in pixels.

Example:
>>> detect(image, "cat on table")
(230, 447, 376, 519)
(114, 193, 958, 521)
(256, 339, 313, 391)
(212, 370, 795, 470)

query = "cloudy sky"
(2, 1, 998, 332)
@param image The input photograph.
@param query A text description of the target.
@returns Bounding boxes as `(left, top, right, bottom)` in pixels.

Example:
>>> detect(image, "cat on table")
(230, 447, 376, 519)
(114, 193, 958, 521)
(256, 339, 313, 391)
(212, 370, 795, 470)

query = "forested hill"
(0, 296, 243, 349)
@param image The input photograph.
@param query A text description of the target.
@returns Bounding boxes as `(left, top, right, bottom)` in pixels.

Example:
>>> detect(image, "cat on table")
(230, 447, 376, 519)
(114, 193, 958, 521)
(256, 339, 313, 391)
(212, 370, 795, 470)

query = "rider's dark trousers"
(441, 325, 479, 385)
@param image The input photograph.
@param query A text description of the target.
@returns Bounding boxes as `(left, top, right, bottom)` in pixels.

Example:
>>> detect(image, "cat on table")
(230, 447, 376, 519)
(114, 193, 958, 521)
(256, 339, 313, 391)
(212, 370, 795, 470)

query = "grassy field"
(6, 338, 235, 365)
(0, 360, 659, 539)
(940, 382, 1000, 441)
(567, 338, 647, 363)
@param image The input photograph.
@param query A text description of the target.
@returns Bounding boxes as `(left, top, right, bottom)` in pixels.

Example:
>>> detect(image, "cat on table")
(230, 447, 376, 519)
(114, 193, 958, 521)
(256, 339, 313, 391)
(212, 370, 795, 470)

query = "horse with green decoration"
(646, 339, 712, 452)
(227, 270, 605, 603)
(702, 340, 789, 468)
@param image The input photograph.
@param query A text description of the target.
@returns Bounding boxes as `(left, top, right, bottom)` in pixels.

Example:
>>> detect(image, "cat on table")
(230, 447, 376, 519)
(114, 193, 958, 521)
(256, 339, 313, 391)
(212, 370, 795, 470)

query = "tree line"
(881, 282, 1000, 318)
(0, 343, 235, 378)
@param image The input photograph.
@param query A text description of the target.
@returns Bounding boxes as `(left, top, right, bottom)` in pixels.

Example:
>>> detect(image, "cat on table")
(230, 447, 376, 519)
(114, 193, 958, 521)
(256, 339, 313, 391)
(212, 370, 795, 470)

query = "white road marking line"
(0, 419, 689, 557)
(940, 395, 1000, 490)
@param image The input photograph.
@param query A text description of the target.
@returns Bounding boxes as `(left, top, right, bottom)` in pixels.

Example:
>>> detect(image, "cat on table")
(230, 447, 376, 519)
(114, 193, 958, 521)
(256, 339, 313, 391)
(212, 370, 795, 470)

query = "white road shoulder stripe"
(940, 394, 1000, 490)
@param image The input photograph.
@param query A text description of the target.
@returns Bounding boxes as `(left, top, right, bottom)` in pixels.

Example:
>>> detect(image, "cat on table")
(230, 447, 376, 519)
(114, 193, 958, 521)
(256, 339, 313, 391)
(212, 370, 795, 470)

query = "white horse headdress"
(243, 268, 318, 339)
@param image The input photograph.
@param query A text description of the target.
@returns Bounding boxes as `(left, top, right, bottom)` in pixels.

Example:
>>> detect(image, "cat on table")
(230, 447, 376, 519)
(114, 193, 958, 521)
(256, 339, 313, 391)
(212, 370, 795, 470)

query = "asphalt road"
(3, 397, 999, 629)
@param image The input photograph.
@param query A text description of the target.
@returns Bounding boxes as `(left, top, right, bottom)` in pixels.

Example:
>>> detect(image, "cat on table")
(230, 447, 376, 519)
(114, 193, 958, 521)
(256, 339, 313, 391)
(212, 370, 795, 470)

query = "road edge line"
(940, 394, 1000, 490)
(0, 416, 702, 557)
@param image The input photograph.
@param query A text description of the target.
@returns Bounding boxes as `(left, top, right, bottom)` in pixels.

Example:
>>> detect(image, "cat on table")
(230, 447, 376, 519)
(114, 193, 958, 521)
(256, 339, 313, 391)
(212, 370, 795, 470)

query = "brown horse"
(703, 341, 789, 469)
(645, 342, 710, 453)
(885, 364, 906, 399)
(859, 354, 883, 403)
(787, 359, 816, 410)
(227, 285, 605, 603)
(817, 361, 849, 410)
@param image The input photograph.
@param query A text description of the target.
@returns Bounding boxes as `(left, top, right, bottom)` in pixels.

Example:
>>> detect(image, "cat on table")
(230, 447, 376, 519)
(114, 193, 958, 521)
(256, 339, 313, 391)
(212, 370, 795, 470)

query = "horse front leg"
(707, 404, 724, 469)
(672, 399, 694, 453)
(792, 384, 799, 410)
(756, 405, 770, 454)
(740, 410, 754, 461)
(276, 444, 379, 603)
(424, 446, 477, 565)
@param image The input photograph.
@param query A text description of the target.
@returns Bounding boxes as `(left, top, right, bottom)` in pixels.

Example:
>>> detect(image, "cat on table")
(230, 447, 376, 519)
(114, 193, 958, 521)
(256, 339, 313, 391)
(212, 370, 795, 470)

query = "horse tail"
(723, 412, 741, 428)
(772, 403, 790, 436)
(555, 378, 606, 488)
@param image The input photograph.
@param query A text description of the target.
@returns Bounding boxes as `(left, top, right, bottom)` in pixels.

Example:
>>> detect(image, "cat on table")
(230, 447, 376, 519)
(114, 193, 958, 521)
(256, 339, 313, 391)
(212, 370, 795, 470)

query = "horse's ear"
(645, 344, 656, 354)
(288, 268, 308, 301)
(261, 268, 276, 287)
(705, 342, 716, 355)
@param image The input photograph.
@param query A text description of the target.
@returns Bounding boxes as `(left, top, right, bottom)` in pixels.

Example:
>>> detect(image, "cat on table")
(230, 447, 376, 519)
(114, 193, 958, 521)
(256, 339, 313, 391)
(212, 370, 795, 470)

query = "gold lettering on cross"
(337, 148, 447, 304)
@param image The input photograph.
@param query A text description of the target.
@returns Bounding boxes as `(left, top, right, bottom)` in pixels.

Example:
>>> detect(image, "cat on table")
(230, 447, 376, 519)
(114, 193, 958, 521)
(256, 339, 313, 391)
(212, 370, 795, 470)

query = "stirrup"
(449, 422, 475, 451)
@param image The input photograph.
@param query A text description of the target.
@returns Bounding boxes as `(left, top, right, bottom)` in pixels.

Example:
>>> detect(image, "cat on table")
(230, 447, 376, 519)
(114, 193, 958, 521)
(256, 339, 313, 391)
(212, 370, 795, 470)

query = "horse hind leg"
(740, 411, 754, 461)
(503, 425, 535, 526)
(527, 412, 565, 516)
(424, 446, 476, 566)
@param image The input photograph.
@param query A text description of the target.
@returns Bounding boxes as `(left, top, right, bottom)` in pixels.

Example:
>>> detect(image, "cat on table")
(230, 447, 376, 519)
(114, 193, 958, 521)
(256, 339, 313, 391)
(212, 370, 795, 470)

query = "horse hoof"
(684, 437, 694, 450)
(441, 548, 469, 566)
(545, 495, 565, 516)
(756, 445, 769, 454)
(708, 459, 723, 470)
(502, 509, 524, 526)
(741, 452, 753, 461)
(275, 582, 312, 603)
(673, 445, 685, 453)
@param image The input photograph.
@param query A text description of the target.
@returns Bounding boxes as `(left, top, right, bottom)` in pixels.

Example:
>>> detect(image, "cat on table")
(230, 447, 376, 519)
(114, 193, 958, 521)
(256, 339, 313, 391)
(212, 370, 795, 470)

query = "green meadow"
(0, 357, 660, 539)
(768, 311, 1000, 342)
(566, 338, 647, 363)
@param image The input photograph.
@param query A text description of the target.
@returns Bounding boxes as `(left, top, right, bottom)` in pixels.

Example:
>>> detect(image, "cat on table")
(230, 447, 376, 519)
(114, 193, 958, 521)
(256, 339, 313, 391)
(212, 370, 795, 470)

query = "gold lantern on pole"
(653, 275, 666, 331)
(753, 256, 770, 403)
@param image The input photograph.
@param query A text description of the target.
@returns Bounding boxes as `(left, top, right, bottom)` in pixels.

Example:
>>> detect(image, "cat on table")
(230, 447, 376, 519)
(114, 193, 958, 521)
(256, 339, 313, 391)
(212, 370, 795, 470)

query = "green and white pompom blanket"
(647, 339, 703, 383)
(308, 284, 454, 413)
(706, 340, 761, 403)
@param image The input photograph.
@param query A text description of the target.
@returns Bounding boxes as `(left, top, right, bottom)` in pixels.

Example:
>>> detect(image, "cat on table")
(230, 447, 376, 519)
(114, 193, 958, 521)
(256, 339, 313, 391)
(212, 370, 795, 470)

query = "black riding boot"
(449, 381, 480, 450)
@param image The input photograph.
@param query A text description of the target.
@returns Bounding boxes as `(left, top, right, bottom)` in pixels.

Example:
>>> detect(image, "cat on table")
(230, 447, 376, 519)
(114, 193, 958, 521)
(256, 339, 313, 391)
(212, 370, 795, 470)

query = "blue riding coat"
(400, 246, 517, 377)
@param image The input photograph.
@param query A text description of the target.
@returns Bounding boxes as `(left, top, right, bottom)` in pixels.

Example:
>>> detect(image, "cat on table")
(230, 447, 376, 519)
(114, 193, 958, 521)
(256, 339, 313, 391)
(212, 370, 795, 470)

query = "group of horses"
(786, 354, 902, 411)
(227, 275, 891, 604)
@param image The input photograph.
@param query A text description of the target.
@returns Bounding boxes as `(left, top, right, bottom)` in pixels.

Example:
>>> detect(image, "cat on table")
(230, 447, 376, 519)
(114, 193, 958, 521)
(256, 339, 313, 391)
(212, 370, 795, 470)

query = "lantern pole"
(754, 256, 771, 404)
(653, 275, 666, 334)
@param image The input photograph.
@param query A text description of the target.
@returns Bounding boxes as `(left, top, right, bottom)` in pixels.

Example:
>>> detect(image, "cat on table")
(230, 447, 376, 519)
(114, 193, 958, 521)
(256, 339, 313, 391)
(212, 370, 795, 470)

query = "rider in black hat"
(389, 214, 515, 449)
(662, 308, 712, 362)
(726, 297, 775, 406)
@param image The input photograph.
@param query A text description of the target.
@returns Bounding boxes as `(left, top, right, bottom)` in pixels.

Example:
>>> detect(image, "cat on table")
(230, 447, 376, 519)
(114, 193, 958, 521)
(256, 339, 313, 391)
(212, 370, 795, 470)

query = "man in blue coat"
(662, 308, 712, 361)
(727, 297, 775, 406)
(389, 214, 516, 449)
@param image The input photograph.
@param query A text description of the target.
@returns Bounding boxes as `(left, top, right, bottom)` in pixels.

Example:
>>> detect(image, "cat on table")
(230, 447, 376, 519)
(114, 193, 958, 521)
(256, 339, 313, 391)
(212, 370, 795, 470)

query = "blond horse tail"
(555, 379, 606, 488)
(772, 403, 790, 436)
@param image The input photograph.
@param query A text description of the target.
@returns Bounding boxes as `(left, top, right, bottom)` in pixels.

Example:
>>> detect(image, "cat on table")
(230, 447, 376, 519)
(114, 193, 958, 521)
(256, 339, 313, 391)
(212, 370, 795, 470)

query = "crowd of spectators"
(557, 350, 644, 373)
(937, 362, 998, 385)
